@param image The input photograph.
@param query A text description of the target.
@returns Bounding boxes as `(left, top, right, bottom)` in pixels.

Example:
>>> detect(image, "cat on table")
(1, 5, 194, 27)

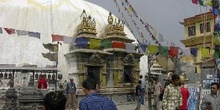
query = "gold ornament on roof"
(77, 10, 97, 35)
(105, 12, 125, 36)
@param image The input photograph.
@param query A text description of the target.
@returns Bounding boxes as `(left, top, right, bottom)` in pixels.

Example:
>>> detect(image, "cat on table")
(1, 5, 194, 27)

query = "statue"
(91, 18, 96, 33)
(108, 12, 113, 25)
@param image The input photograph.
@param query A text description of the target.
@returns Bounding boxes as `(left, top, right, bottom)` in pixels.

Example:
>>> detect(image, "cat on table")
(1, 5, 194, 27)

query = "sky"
(86, 0, 211, 48)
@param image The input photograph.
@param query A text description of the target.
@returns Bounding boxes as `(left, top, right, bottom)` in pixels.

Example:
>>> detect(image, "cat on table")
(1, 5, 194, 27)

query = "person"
(153, 78, 162, 110)
(179, 75, 189, 110)
(162, 74, 182, 110)
(79, 78, 117, 110)
(135, 80, 142, 110)
(38, 75, 48, 97)
(43, 91, 67, 110)
(38, 75, 47, 89)
(201, 82, 220, 110)
(65, 77, 77, 110)
(139, 75, 145, 105)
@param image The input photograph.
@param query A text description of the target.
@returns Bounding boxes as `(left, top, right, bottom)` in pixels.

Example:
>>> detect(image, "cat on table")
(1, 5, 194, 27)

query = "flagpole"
(50, 0, 58, 91)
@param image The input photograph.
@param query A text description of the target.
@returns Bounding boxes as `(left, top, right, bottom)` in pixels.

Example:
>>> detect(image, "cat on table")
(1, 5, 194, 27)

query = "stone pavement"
(116, 102, 149, 110)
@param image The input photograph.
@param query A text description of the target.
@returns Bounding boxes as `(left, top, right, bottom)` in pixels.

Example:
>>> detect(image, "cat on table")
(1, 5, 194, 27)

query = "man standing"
(79, 78, 117, 110)
(153, 78, 162, 110)
(162, 74, 182, 110)
(201, 82, 220, 110)
(139, 75, 146, 105)
(135, 80, 142, 110)
(179, 75, 189, 110)
(65, 77, 77, 110)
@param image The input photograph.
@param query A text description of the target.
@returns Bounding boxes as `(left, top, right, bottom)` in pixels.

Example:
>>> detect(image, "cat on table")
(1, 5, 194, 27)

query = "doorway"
(124, 65, 134, 83)
(87, 66, 101, 88)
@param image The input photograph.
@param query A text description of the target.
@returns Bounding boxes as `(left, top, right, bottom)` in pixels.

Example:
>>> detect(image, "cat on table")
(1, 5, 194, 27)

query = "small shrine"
(65, 10, 142, 103)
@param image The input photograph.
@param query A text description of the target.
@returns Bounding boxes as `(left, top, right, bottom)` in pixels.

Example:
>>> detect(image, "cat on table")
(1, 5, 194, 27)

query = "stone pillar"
(2, 80, 17, 110)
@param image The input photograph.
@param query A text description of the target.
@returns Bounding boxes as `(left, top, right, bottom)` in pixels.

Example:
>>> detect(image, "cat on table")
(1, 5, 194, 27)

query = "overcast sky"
(86, 0, 210, 47)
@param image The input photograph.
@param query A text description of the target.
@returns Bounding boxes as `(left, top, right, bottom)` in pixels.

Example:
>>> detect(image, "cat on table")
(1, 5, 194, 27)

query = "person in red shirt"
(38, 75, 47, 89)
(179, 74, 189, 110)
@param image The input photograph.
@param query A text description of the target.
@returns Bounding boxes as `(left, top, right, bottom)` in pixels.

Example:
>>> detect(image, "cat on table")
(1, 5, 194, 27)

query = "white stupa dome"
(0, 0, 137, 67)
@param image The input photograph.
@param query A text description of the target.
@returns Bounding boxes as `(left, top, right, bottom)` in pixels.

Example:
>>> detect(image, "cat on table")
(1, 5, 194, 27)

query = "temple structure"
(65, 11, 142, 102)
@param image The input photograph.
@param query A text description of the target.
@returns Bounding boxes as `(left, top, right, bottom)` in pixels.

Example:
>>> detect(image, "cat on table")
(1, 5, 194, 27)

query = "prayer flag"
(28, 32, 40, 39)
(112, 41, 125, 49)
(75, 37, 89, 48)
(198, 0, 204, 6)
(159, 33, 164, 42)
(159, 46, 169, 56)
(0, 27, 2, 34)
(16, 30, 28, 36)
(201, 48, 210, 57)
(89, 39, 101, 49)
(147, 45, 159, 54)
(125, 43, 136, 53)
(169, 46, 179, 57)
(100, 40, 112, 48)
(190, 48, 198, 57)
(192, 0, 198, 4)
(214, 35, 220, 46)
(4, 28, 15, 35)
(52, 34, 64, 42)
(63, 36, 75, 44)
(214, 50, 220, 58)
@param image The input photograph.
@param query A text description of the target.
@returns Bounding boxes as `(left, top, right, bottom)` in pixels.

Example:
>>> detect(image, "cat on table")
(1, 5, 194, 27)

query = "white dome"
(0, 0, 136, 39)
(0, 0, 137, 67)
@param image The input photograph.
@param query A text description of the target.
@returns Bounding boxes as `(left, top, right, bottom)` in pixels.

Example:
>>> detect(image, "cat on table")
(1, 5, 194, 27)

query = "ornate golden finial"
(91, 18, 96, 33)
(77, 10, 97, 35)
(104, 12, 125, 36)
(81, 10, 87, 18)
(108, 12, 113, 25)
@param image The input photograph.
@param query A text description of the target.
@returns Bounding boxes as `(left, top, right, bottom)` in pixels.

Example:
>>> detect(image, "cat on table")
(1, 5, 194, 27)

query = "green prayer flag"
(199, 0, 204, 6)
(214, 50, 220, 59)
(159, 46, 169, 56)
(100, 40, 112, 48)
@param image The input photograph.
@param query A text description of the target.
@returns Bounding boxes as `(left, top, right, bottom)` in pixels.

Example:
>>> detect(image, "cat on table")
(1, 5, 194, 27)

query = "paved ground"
(117, 103, 149, 110)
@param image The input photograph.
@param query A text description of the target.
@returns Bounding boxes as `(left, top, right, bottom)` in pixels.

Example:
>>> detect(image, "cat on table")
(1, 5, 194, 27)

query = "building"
(181, 11, 215, 74)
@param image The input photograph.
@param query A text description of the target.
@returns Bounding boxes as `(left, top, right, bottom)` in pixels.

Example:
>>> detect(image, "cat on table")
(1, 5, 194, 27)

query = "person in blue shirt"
(79, 78, 118, 110)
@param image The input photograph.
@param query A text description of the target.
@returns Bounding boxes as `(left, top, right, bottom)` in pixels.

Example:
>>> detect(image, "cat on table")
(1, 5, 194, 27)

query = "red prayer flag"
(4, 28, 15, 35)
(112, 41, 125, 49)
(52, 34, 64, 42)
(169, 46, 179, 57)
(192, 0, 198, 4)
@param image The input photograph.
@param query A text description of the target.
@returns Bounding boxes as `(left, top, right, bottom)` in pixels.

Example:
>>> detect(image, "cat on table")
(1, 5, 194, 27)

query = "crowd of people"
(38, 77, 117, 110)
(135, 74, 220, 110)
(37, 73, 220, 110)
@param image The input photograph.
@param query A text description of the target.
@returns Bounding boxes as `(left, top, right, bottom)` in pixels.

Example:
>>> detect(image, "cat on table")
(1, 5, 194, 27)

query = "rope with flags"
(119, 0, 161, 46)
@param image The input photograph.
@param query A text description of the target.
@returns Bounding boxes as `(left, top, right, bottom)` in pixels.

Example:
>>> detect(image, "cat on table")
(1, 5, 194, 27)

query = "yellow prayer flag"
(201, 48, 210, 58)
(147, 45, 158, 54)
(89, 39, 101, 49)
(204, 0, 212, 6)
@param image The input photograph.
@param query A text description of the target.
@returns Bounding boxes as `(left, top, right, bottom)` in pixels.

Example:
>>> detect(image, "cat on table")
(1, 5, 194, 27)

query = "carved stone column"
(3, 79, 17, 110)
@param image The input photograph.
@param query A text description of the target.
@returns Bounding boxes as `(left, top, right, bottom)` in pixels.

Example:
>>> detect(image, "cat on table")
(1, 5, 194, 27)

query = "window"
(188, 26, 196, 36)
(200, 22, 211, 33)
